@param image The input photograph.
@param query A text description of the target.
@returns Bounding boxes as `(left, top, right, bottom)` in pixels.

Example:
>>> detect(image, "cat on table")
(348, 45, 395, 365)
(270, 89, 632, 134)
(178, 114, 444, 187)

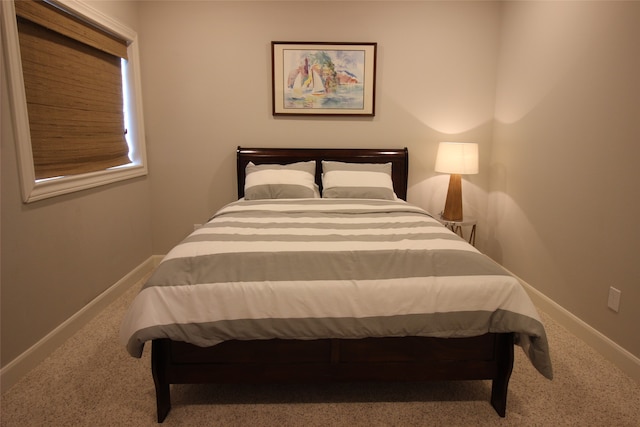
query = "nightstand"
(438, 215, 477, 246)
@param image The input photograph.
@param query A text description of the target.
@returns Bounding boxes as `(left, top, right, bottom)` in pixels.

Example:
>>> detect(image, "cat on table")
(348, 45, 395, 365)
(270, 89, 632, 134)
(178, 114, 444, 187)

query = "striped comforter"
(120, 198, 553, 379)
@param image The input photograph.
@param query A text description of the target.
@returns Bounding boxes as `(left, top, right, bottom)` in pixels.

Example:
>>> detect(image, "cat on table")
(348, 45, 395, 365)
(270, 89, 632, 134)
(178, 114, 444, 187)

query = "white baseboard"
(0, 256, 160, 393)
(520, 279, 640, 384)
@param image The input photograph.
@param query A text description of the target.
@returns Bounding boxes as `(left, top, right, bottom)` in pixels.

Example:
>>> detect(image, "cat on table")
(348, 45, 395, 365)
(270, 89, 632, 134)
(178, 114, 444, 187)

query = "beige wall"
(2, 0, 638, 375)
(137, 0, 502, 253)
(489, 1, 640, 358)
(1, 1, 153, 366)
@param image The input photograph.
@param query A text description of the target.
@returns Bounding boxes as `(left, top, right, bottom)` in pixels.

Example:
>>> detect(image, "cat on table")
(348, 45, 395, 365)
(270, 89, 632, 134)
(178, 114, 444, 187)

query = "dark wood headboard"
(236, 147, 409, 200)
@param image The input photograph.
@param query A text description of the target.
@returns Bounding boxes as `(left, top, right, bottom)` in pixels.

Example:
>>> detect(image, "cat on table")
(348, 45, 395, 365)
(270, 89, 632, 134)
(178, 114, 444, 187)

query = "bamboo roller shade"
(15, 0, 130, 179)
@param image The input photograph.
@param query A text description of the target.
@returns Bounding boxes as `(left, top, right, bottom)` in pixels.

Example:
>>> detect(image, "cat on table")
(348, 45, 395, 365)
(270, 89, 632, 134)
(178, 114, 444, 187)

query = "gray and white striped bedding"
(120, 198, 553, 379)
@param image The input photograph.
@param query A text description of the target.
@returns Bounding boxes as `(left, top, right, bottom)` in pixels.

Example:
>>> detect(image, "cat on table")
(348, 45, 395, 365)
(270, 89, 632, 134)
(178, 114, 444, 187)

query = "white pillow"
(244, 161, 319, 200)
(321, 161, 396, 200)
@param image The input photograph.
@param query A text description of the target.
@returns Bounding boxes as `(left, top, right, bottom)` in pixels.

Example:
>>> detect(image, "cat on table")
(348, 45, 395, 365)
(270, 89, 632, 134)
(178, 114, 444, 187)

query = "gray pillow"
(321, 161, 396, 200)
(244, 161, 319, 200)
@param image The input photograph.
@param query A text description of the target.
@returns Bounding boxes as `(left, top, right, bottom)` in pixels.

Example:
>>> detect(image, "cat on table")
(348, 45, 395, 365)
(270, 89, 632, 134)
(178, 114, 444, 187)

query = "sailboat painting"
(272, 42, 377, 116)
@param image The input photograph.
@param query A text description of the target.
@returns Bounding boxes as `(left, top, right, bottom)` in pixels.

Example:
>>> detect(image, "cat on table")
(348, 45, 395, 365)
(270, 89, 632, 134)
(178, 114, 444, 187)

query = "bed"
(120, 146, 552, 423)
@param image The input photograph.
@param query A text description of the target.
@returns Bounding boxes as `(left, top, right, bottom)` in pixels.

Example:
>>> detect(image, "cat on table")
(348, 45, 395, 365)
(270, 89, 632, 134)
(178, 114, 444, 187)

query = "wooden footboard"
(151, 333, 514, 423)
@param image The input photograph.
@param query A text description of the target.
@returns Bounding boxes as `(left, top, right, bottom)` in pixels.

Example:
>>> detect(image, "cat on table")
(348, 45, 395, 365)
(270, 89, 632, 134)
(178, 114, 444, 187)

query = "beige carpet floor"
(2, 278, 639, 426)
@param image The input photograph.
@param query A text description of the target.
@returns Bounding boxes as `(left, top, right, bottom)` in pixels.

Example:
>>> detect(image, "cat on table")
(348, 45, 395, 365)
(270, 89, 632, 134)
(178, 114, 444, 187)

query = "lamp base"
(442, 173, 463, 221)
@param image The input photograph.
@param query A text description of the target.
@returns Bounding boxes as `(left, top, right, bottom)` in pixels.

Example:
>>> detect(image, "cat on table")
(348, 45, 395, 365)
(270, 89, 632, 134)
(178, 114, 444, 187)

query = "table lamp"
(435, 142, 478, 221)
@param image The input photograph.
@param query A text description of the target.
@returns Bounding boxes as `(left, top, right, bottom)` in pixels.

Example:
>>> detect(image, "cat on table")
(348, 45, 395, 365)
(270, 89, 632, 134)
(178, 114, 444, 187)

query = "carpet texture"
(2, 278, 639, 426)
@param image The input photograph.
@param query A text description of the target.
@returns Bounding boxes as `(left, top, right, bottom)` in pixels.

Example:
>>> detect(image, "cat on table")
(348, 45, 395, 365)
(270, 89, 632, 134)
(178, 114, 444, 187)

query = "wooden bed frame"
(150, 147, 514, 423)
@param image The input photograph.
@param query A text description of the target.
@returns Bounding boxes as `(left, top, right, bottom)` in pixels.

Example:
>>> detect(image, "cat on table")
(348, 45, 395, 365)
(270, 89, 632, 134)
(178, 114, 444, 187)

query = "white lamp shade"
(435, 142, 479, 175)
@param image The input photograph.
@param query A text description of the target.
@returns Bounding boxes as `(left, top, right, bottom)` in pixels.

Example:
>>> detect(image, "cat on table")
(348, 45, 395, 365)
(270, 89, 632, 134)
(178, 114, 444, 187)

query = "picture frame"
(272, 42, 377, 116)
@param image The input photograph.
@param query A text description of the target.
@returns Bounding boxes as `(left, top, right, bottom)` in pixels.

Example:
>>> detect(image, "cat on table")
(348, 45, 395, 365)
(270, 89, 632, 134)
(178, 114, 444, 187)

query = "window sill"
(23, 163, 148, 203)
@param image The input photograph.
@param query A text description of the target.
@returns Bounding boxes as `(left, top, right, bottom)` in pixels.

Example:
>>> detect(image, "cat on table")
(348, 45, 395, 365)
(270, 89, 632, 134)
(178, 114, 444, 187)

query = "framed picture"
(272, 42, 377, 116)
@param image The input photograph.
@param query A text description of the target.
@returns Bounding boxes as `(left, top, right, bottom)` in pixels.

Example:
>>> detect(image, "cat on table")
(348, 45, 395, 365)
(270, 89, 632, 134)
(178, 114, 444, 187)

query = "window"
(1, 0, 147, 202)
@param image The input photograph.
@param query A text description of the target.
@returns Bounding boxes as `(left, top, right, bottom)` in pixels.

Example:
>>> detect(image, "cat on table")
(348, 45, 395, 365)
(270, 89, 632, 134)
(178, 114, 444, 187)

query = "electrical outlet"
(607, 287, 621, 312)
